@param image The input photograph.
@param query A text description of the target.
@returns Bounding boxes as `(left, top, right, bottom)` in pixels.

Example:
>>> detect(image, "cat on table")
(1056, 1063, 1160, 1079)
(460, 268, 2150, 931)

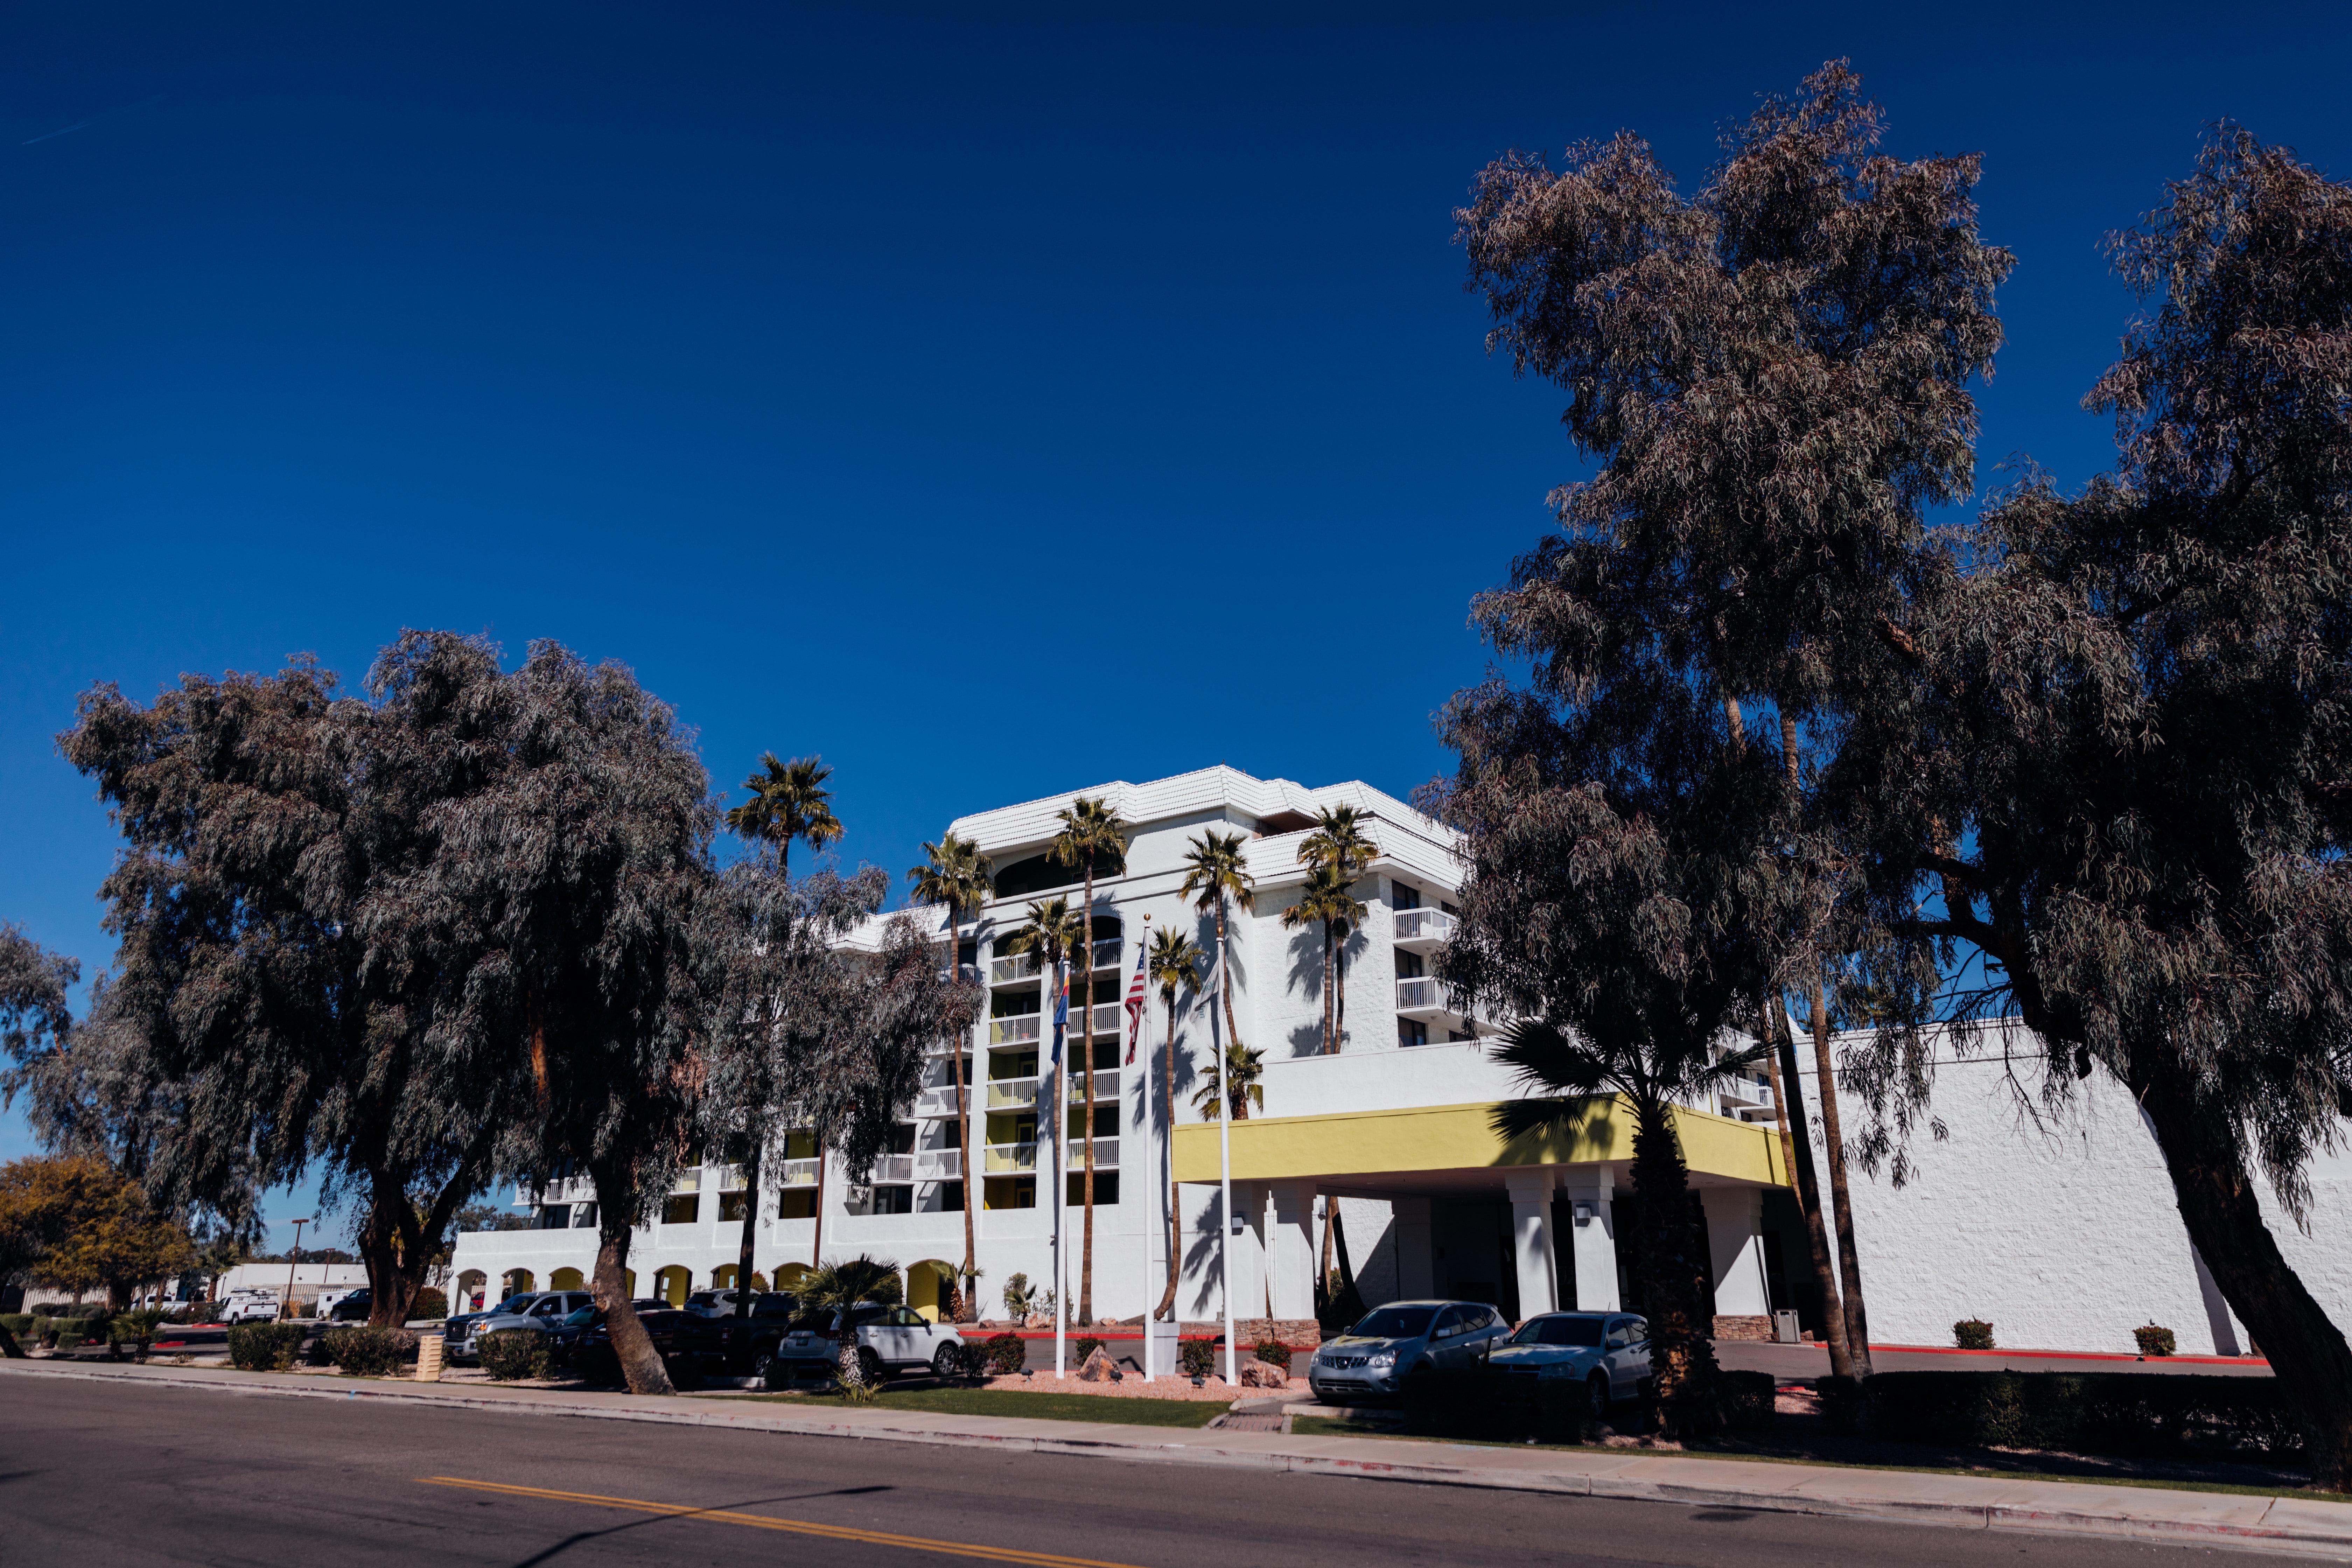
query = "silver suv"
(1305, 1300, 1512, 1404)
(451, 1290, 595, 1362)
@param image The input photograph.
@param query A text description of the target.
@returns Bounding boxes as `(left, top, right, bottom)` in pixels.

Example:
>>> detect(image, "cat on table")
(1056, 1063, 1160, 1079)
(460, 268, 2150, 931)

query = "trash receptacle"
(1771, 1311, 1802, 1345)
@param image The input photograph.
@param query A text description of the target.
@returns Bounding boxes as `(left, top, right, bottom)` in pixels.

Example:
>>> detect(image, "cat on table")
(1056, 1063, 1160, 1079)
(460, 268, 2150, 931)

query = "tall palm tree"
(1002, 896, 1085, 1273)
(1047, 796, 1125, 1325)
(1178, 830, 1256, 1068)
(1282, 862, 1362, 1055)
(721, 752, 846, 1314)
(725, 754, 845, 883)
(1189, 1038, 1265, 1120)
(794, 1253, 903, 1386)
(1147, 925, 1205, 1320)
(907, 833, 993, 1322)
(1299, 806, 1375, 1052)
(1489, 1018, 1766, 1439)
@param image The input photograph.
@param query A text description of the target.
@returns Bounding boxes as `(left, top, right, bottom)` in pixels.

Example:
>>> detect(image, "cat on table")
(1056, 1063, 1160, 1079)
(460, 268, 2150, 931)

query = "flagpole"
(1054, 958, 1067, 1380)
(1216, 944, 1236, 1389)
(1137, 916, 1154, 1380)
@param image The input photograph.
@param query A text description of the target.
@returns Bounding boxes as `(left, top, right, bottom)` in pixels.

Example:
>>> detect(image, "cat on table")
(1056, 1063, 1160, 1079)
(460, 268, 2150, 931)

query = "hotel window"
(869, 1185, 913, 1216)
(1392, 881, 1421, 910)
(718, 1190, 750, 1223)
(1399, 1018, 1429, 1048)
(660, 1192, 700, 1225)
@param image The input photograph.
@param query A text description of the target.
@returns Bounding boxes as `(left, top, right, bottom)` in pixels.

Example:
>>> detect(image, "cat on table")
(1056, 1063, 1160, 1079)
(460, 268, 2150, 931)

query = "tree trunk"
(2136, 1059, 2352, 1490)
(1335, 922, 1348, 1050)
(1155, 988, 1181, 1321)
(1321, 924, 1334, 1055)
(1630, 1097, 1721, 1441)
(734, 1142, 761, 1319)
(952, 904, 977, 1322)
(1318, 1194, 1337, 1308)
(1216, 898, 1244, 1056)
(591, 1200, 672, 1396)
(1766, 996, 1854, 1379)
(1808, 977, 1872, 1374)
(1080, 873, 1096, 1325)
(811, 1144, 827, 1269)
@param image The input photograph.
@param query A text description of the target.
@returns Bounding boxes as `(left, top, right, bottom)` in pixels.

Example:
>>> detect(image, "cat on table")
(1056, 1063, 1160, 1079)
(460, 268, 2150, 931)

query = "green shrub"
(1816, 1373, 1868, 1433)
(2134, 1323, 2177, 1357)
(411, 1287, 448, 1322)
(982, 1332, 1025, 1374)
(478, 1328, 551, 1381)
(1953, 1318, 1995, 1350)
(1, 1313, 33, 1339)
(226, 1322, 308, 1371)
(1073, 1335, 1104, 1363)
(108, 1309, 168, 1357)
(1722, 1368, 1777, 1429)
(50, 1323, 91, 1352)
(1178, 1338, 1216, 1379)
(1252, 1340, 1293, 1372)
(323, 1325, 418, 1377)
(1865, 1371, 2300, 1460)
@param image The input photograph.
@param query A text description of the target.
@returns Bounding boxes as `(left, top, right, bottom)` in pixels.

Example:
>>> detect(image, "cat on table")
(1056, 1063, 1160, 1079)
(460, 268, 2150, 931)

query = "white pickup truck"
(219, 1290, 281, 1324)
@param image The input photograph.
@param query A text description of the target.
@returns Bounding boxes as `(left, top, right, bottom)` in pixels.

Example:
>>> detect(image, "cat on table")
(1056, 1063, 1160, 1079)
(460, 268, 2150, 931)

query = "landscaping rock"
(1240, 1364, 1287, 1389)
(1077, 1347, 1118, 1382)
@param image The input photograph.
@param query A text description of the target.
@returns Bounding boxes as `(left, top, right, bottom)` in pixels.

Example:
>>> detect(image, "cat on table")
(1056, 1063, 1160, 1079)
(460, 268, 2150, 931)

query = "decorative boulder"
(1240, 1364, 1287, 1389)
(1078, 1347, 1118, 1381)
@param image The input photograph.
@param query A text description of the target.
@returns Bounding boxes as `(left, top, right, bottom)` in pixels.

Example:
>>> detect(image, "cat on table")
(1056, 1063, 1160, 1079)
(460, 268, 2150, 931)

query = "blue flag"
(1050, 971, 1068, 1064)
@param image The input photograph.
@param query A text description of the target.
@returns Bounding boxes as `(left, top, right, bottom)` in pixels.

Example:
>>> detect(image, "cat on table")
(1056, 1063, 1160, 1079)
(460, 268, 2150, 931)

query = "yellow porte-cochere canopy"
(1171, 1094, 1787, 1187)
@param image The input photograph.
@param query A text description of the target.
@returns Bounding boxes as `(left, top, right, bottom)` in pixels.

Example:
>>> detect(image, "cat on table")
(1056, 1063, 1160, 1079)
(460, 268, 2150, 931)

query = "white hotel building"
(448, 765, 2352, 1356)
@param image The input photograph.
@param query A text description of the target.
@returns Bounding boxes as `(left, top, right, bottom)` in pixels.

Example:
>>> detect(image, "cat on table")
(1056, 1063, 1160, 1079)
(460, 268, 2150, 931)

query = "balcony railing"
(989, 1013, 1042, 1046)
(985, 1077, 1038, 1111)
(913, 1148, 962, 1181)
(1071, 1136, 1119, 1169)
(912, 1085, 962, 1119)
(983, 1141, 1037, 1174)
(989, 951, 1039, 985)
(776, 1157, 820, 1188)
(1066, 1067, 1120, 1104)
(1393, 908, 1458, 946)
(1396, 976, 1444, 1014)
(1089, 935, 1121, 970)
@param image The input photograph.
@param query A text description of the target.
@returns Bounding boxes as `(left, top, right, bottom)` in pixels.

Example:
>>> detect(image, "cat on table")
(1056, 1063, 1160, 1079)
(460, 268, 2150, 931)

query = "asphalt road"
(1, 1376, 2257, 1567)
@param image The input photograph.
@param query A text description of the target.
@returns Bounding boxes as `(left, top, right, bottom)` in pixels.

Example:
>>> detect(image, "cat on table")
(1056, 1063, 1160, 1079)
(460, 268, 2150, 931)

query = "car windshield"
(562, 1306, 601, 1328)
(1510, 1315, 1606, 1347)
(790, 1311, 837, 1332)
(1349, 1306, 1436, 1338)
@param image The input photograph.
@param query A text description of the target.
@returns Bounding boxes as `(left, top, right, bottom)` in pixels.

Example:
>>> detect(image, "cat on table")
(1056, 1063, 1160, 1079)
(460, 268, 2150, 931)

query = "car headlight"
(1365, 1351, 1396, 1370)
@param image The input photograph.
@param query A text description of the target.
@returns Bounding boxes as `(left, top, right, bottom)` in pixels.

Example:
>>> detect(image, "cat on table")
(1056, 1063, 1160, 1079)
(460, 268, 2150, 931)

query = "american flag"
(1122, 938, 1148, 1064)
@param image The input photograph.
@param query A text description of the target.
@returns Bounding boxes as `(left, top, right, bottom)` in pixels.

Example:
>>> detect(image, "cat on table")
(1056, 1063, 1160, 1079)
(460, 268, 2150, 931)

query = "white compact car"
(767, 1304, 969, 1386)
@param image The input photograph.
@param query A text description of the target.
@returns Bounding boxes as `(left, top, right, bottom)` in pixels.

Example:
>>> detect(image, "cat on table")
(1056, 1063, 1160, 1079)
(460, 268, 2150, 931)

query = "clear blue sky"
(5, 2, 2346, 1244)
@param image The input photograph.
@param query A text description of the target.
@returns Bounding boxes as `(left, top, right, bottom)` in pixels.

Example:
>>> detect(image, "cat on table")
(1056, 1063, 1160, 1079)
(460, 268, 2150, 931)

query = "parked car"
(697, 1293, 807, 1377)
(765, 1304, 968, 1387)
(219, 1291, 281, 1325)
(325, 1288, 374, 1322)
(544, 1300, 672, 1367)
(569, 1306, 729, 1385)
(681, 1288, 758, 1318)
(451, 1290, 596, 1362)
(444, 1292, 540, 1346)
(1303, 1300, 1513, 1405)
(1484, 1311, 1652, 1417)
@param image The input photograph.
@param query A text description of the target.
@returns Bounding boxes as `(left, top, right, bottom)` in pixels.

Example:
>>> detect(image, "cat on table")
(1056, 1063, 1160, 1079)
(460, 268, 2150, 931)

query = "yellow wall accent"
(1171, 1096, 1784, 1187)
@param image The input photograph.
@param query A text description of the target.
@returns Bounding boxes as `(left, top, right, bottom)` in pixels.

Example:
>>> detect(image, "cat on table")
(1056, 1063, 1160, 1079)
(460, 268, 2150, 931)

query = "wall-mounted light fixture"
(1573, 1201, 1596, 1226)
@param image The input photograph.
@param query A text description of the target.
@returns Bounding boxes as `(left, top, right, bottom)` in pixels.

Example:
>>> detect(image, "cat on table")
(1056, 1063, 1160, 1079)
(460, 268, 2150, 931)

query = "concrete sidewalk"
(6, 1359, 2347, 1560)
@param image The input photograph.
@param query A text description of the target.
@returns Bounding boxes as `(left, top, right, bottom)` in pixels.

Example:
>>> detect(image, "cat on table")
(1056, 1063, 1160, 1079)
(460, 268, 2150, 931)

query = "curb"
(8, 1360, 2349, 1559)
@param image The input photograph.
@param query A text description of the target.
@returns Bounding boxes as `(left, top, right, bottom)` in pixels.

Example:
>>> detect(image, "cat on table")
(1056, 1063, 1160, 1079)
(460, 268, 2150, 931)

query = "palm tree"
(907, 833, 993, 1323)
(1047, 796, 1125, 1325)
(1003, 896, 1085, 1266)
(721, 752, 846, 1315)
(1178, 830, 1256, 1065)
(1489, 1018, 1766, 1439)
(1147, 925, 1205, 1320)
(1190, 1038, 1265, 1120)
(1299, 806, 1375, 1052)
(1282, 862, 1363, 1055)
(794, 1253, 903, 1386)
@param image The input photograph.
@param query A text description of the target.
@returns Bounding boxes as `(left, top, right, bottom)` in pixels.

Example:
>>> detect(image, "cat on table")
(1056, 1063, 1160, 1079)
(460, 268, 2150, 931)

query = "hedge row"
(226, 1322, 309, 1371)
(322, 1326, 418, 1377)
(1397, 1367, 1774, 1443)
(1845, 1371, 2301, 1460)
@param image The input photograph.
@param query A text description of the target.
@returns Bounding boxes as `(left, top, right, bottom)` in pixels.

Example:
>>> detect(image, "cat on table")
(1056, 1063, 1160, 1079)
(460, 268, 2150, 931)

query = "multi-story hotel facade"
(448, 765, 2352, 1356)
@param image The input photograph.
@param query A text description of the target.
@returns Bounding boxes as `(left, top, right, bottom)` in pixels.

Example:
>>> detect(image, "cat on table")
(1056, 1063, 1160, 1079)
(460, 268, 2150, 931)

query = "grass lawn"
(1287, 1417, 2347, 1504)
(717, 1386, 1228, 1428)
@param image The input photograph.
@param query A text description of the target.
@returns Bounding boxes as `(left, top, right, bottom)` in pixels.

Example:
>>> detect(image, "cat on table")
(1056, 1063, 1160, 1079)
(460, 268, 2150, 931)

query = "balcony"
(912, 1084, 962, 1119)
(776, 1157, 820, 1188)
(1071, 1136, 1119, 1169)
(985, 1077, 1038, 1111)
(983, 1141, 1038, 1175)
(1714, 1080, 1776, 1124)
(913, 1148, 962, 1182)
(989, 1013, 1042, 1046)
(1393, 908, 1458, 951)
(1066, 1067, 1121, 1104)
(1395, 976, 1449, 1017)
(989, 951, 1040, 985)
(1089, 935, 1121, 971)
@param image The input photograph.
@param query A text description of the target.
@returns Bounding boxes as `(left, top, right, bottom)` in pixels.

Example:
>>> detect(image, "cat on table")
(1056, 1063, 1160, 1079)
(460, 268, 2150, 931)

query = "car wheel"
(856, 1346, 886, 1386)
(751, 1349, 775, 1383)
(932, 1343, 965, 1379)
(1586, 1371, 1610, 1419)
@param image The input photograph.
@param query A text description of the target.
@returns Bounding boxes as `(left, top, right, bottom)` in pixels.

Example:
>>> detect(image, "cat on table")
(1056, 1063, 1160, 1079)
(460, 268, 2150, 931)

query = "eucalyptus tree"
(1147, 925, 1204, 1321)
(0, 924, 75, 1093)
(1003, 896, 1084, 1228)
(1453, 62, 2010, 1373)
(1298, 807, 1374, 1051)
(907, 833, 994, 1319)
(726, 754, 845, 883)
(1178, 831, 1256, 1064)
(702, 864, 890, 1320)
(51, 636, 539, 1330)
(1840, 131, 2352, 1486)
(1048, 796, 1126, 1324)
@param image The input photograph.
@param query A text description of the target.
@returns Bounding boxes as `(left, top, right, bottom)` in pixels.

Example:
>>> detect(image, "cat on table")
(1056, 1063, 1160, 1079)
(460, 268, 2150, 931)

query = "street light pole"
(282, 1218, 312, 1322)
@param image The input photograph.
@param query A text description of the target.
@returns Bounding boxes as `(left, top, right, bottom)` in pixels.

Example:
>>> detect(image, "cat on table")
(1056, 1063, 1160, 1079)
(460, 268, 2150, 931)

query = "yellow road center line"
(415, 1476, 1152, 1568)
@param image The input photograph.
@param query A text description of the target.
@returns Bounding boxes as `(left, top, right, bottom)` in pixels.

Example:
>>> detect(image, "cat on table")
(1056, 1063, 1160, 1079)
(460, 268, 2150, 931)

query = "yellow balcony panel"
(1170, 1096, 1785, 1188)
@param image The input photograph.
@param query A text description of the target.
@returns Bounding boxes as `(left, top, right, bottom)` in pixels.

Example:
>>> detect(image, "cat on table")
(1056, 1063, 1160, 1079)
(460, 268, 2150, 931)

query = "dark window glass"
(1351, 1306, 1437, 1338)
(1392, 881, 1421, 910)
(870, 1185, 913, 1215)
(1398, 1019, 1429, 1048)
(661, 1192, 700, 1225)
(1512, 1315, 1605, 1347)
(718, 1191, 749, 1222)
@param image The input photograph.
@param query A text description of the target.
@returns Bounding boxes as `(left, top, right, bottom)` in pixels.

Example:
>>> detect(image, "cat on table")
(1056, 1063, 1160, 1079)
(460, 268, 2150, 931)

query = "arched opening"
(456, 1270, 488, 1314)
(711, 1264, 775, 1294)
(653, 1265, 692, 1307)
(906, 1260, 956, 1322)
(549, 1267, 585, 1292)
(500, 1268, 535, 1298)
(773, 1262, 811, 1296)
